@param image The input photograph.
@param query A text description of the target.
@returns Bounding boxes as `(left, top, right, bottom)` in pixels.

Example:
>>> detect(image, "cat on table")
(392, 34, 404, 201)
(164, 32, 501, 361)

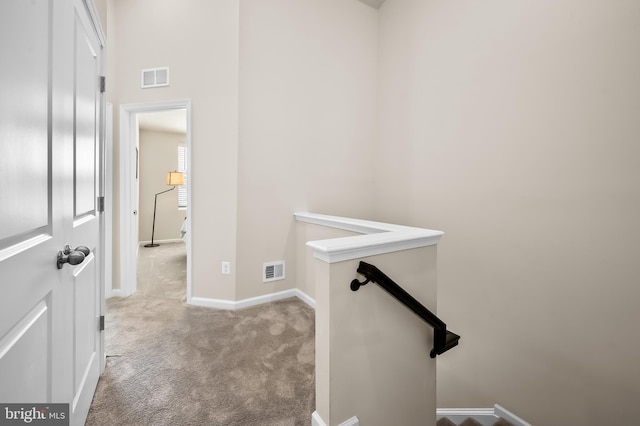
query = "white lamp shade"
(166, 171, 184, 186)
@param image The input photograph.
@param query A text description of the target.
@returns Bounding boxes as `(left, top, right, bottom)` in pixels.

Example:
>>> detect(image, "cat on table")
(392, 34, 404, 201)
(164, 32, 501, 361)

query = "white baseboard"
(312, 411, 359, 426)
(437, 405, 530, 426)
(437, 408, 496, 426)
(339, 417, 360, 426)
(107, 288, 125, 299)
(188, 288, 315, 311)
(311, 411, 325, 426)
(107, 279, 315, 312)
(292, 288, 316, 309)
(138, 238, 185, 246)
(494, 404, 531, 426)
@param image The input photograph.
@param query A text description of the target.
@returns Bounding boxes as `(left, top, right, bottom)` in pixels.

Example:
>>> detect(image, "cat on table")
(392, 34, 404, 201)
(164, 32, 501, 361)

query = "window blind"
(178, 145, 187, 208)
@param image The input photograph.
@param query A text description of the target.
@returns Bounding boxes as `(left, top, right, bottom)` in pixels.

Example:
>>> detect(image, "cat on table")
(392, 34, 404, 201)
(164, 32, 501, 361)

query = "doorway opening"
(137, 109, 188, 299)
(117, 100, 192, 301)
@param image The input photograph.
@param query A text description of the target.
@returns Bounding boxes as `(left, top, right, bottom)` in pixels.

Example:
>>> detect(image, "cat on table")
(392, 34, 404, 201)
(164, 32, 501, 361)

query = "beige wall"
(138, 129, 186, 242)
(296, 222, 360, 300)
(103, 0, 640, 422)
(107, 0, 239, 298)
(236, 0, 378, 300)
(315, 246, 438, 425)
(93, 0, 107, 35)
(107, 0, 376, 301)
(376, 0, 640, 424)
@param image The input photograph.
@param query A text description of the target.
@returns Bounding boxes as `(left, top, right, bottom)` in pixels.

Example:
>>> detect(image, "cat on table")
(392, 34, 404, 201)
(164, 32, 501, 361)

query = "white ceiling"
(137, 109, 187, 134)
(358, 0, 386, 8)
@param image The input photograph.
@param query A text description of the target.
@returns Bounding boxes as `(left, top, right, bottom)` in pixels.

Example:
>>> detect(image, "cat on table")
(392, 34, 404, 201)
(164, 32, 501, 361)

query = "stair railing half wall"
(351, 261, 460, 358)
(295, 212, 447, 425)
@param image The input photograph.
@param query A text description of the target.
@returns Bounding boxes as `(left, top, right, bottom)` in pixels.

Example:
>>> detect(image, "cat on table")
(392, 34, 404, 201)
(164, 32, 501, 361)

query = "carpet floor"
(85, 242, 316, 425)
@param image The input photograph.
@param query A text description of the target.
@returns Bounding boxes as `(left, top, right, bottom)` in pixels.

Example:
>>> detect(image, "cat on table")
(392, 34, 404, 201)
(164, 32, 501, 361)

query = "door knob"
(57, 245, 90, 269)
(64, 245, 90, 256)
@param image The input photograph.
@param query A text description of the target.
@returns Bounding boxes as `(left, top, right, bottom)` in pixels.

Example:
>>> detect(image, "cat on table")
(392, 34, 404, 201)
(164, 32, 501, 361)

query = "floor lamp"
(144, 171, 184, 248)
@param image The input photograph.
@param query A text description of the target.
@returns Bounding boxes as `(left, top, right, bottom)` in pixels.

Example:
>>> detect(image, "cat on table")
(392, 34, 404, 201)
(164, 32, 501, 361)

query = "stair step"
(437, 417, 515, 426)
(460, 419, 483, 426)
(494, 419, 515, 426)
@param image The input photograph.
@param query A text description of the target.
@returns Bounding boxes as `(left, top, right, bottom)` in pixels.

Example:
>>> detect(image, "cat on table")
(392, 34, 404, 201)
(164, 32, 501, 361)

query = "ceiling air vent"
(263, 261, 285, 283)
(141, 67, 169, 88)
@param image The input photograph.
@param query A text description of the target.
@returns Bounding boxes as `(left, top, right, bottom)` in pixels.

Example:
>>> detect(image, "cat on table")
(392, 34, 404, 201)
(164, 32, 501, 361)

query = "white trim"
(494, 404, 532, 426)
(83, 0, 106, 47)
(311, 412, 325, 426)
(0, 300, 47, 359)
(119, 100, 192, 298)
(339, 417, 360, 426)
(294, 212, 444, 263)
(437, 408, 496, 417)
(437, 408, 497, 426)
(189, 288, 315, 311)
(106, 289, 125, 299)
(0, 234, 51, 262)
(312, 411, 359, 426)
(292, 288, 316, 309)
(138, 238, 185, 246)
(437, 405, 531, 426)
(103, 102, 113, 303)
(86, 0, 108, 379)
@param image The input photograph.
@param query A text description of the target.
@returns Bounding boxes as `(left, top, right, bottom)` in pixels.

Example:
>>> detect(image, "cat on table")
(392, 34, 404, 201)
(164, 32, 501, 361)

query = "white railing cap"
(295, 212, 444, 263)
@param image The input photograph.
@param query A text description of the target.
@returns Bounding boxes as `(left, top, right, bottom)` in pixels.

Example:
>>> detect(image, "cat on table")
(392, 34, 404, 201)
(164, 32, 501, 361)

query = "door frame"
(118, 100, 192, 299)
(84, 0, 108, 376)
(102, 101, 112, 373)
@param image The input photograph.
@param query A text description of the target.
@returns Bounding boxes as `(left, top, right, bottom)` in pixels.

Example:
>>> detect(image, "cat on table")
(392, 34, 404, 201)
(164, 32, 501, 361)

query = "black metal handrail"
(351, 261, 460, 358)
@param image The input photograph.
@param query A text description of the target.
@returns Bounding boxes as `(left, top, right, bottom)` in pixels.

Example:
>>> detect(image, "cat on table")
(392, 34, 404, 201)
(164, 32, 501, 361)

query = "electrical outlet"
(222, 262, 231, 275)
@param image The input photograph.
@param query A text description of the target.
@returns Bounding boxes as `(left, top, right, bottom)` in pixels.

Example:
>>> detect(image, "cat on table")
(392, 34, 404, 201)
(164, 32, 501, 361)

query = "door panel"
(73, 254, 97, 396)
(0, 0, 57, 406)
(0, 299, 50, 403)
(74, 13, 98, 219)
(0, 0, 50, 244)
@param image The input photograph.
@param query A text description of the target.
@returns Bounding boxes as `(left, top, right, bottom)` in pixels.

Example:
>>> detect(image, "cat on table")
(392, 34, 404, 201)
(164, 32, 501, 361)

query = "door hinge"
(98, 196, 105, 212)
(99, 315, 105, 331)
(100, 76, 106, 93)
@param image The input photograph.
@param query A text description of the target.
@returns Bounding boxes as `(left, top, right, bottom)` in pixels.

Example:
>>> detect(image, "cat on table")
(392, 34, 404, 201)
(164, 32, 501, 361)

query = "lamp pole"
(144, 186, 177, 248)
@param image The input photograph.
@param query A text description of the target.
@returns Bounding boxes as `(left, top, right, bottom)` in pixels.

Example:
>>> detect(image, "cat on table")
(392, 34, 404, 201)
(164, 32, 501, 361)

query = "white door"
(68, 1, 104, 423)
(0, 1, 104, 425)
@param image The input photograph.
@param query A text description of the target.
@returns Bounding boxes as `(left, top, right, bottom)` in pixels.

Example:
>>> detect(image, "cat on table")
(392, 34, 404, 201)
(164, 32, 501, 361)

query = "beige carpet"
(86, 242, 315, 425)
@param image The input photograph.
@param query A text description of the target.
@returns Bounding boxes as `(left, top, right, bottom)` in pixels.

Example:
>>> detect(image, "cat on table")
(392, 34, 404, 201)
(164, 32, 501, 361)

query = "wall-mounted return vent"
(263, 261, 285, 283)
(141, 67, 169, 88)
